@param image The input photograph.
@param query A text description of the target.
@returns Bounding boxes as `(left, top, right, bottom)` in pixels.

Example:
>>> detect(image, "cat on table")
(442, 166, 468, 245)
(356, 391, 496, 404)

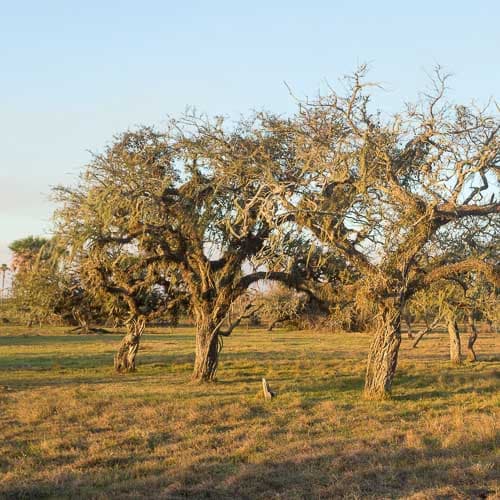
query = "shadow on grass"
(2, 349, 496, 404)
(393, 369, 499, 402)
(222, 349, 359, 362)
(0, 351, 196, 390)
(1, 434, 496, 499)
(290, 375, 365, 403)
(176, 439, 496, 499)
(0, 352, 193, 370)
(0, 333, 194, 347)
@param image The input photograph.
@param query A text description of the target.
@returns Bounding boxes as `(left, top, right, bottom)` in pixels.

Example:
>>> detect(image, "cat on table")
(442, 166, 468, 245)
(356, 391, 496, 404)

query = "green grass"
(0, 325, 498, 499)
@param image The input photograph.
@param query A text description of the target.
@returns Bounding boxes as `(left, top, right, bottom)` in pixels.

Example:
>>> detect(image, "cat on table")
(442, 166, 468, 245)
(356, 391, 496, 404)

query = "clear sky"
(1, 0, 499, 269)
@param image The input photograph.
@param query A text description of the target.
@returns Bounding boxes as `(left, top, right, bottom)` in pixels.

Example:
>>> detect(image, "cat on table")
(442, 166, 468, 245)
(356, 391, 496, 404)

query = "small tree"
(87, 248, 187, 372)
(9, 237, 103, 330)
(259, 284, 308, 331)
(9, 236, 49, 272)
(9, 237, 58, 326)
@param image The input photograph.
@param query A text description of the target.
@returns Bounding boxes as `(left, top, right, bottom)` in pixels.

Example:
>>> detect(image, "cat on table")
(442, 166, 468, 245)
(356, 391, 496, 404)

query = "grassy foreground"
(0, 326, 498, 499)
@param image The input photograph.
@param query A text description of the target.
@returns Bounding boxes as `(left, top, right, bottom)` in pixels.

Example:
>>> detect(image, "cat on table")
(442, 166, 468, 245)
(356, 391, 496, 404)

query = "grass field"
(0, 325, 498, 499)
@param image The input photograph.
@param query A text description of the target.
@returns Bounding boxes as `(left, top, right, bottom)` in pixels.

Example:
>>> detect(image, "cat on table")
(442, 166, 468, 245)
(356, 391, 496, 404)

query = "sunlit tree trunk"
(364, 299, 402, 399)
(192, 318, 220, 382)
(191, 297, 227, 382)
(446, 312, 461, 365)
(114, 317, 145, 372)
(467, 311, 478, 362)
(191, 294, 251, 381)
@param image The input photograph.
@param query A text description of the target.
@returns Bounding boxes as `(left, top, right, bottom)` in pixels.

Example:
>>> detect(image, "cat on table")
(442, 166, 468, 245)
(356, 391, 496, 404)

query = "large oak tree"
(262, 67, 499, 398)
(54, 120, 318, 380)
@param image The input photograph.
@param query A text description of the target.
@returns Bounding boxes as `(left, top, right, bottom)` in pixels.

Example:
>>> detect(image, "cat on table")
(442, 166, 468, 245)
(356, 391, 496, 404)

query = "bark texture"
(191, 300, 259, 382)
(192, 322, 220, 382)
(364, 302, 402, 399)
(114, 317, 145, 373)
(447, 313, 462, 365)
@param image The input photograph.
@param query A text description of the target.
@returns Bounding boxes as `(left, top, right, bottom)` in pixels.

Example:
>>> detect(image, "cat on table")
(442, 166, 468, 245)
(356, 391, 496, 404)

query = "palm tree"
(0, 264, 8, 303)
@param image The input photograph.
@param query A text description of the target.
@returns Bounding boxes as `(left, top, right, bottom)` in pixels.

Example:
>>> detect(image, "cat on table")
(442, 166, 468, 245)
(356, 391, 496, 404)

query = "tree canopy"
(42, 67, 500, 397)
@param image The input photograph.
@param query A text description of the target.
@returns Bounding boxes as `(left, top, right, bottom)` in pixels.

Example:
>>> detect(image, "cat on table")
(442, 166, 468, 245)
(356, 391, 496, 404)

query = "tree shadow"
(1, 434, 496, 499)
(0, 332, 193, 347)
(0, 350, 195, 390)
(394, 370, 498, 402)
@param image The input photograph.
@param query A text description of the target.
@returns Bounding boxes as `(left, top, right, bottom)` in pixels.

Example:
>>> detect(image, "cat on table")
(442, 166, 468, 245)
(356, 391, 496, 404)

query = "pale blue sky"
(1, 1, 499, 267)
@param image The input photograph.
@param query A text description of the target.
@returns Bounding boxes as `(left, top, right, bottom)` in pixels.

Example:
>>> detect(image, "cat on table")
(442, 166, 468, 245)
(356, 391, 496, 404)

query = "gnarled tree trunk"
(114, 317, 145, 373)
(364, 301, 402, 399)
(191, 299, 259, 382)
(446, 313, 461, 365)
(192, 319, 220, 382)
(467, 311, 478, 362)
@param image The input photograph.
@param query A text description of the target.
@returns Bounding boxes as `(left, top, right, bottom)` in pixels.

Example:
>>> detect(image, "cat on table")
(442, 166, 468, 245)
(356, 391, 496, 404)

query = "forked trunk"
(114, 317, 145, 373)
(467, 311, 478, 362)
(447, 313, 461, 365)
(192, 321, 220, 382)
(364, 302, 402, 399)
(191, 299, 250, 382)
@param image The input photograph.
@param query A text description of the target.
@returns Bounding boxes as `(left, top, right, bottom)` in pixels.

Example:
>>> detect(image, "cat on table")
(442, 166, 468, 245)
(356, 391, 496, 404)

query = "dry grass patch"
(0, 326, 498, 498)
